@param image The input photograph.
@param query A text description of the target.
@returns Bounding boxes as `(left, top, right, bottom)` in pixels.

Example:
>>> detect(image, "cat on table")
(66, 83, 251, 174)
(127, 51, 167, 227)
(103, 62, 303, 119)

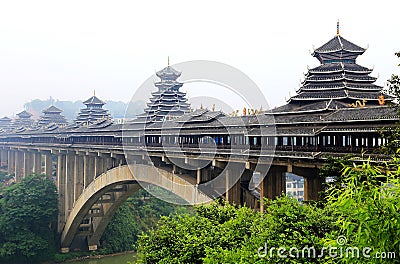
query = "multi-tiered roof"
(135, 64, 190, 123)
(289, 29, 389, 107)
(75, 94, 112, 125)
(0, 117, 11, 130)
(38, 105, 68, 126)
(13, 110, 35, 128)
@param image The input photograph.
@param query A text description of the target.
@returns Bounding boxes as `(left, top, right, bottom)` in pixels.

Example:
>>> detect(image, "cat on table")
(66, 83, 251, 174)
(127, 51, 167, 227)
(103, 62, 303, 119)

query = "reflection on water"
(65, 252, 137, 264)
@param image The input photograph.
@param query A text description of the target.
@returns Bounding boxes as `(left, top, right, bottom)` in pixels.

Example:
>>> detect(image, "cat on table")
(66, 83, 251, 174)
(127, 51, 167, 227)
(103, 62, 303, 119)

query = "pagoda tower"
(0, 117, 11, 130)
(75, 93, 112, 125)
(288, 24, 390, 107)
(13, 110, 35, 128)
(38, 105, 68, 126)
(135, 63, 190, 123)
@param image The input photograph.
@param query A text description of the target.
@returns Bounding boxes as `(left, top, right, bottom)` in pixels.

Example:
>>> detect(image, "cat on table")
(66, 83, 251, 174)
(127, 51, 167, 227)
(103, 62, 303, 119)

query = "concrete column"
(263, 165, 287, 200)
(196, 168, 201, 184)
(102, 157, 109, 174)
(304, 175, 323, 201)
(107, 157, 114, 170)
(8, 150, 15, 175)
(23, 151, 34, 177)
(1, 149, 8, 167)
(260, 175, 265, 213)
(101, 156, 114, 173)
(33, 152, 42, 174)
(240, 169, 258, 210)
(45, 154, 53, 179)
(74, 155, 84, 201)
(65, 154, 75, 221)
(225, 167, 241, 205)
(57, 154, 66, 233)
(204, 167, 213, 182)
(15, 151, 24, 181)
(94, 156, 104, 178)
(84, 155, 95, 188)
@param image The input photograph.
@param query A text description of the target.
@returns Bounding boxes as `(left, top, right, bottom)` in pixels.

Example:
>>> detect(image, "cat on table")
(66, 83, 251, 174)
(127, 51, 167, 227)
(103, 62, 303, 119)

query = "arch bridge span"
(60, 164, 210, 252)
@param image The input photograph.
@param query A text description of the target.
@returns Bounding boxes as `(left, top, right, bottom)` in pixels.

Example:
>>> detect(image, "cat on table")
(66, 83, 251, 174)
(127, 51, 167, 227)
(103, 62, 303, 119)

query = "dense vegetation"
(136, 157, 400, 263)
(0, 174, 58, 263)
(98, 188, 191, 255)
(0, 171, 13, 193)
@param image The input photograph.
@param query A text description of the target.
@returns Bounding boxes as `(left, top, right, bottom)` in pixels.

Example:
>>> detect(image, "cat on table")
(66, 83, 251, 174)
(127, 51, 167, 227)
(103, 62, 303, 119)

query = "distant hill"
(24, 98, 145, 121)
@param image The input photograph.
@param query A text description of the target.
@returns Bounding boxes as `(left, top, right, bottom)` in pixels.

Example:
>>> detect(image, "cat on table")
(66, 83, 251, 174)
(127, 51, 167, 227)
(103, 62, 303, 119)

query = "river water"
(65, 252, 137, 264)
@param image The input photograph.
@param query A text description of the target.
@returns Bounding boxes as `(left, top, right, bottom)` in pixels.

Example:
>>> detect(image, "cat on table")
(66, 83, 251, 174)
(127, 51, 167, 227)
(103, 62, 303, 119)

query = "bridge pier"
(263, 165, 287, 200)
(196, 168, 201, 184)
(84, 155, 95, 188)
(240, 169, 259, 209)
(15, 151, 24, 181)
(74, 155, 84, 201)
(57, 154, 66, 233)
(94, 156, 103, 178)
(258, 165, 286, 212)
(45, 153, 53, 179)
(33, 152, 42, 174)
(225, 165, 242, 205)
(7, 150, 15, 175)
(24, 151, 34, 177)
(65, 153, 75, 221)
(304, 177, 323, 201)
(0, 149, 8, 167)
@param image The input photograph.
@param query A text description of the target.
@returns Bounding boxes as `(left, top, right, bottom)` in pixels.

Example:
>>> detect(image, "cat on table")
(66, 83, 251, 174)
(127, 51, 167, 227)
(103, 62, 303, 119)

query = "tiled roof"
(309, 63, 372, 74)
(323, 106, 398, 122)
(0, 117, 11, 121)
(301, 82, 381, 91)
(305, 73, 376, 83)
(83, 95, 105, 105)
(292, 90, 347, 100)
(43, 105, 63, 113)
(17, 110, 32, 118)
(156, 65, 181, 80)
(314, 35, 365, 53)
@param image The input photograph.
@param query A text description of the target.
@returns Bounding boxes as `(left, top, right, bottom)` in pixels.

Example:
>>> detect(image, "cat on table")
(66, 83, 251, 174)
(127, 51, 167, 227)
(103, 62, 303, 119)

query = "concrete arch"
(61, 164, 210, 252)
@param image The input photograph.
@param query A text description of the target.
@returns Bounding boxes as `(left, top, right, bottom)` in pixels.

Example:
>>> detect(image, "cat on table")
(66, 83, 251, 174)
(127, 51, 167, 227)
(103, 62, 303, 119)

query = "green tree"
(99, 188, 190, 255)
(382, 51, 400, 155)
(319, 155, 353, 200)
(387, 52, 400, 106)
(203, 197, 333, 264)
(323, 159, 400, 264)
(0, 174, 58, 263)
(99, 204, 139, 254)
(137, 199, 333, 264)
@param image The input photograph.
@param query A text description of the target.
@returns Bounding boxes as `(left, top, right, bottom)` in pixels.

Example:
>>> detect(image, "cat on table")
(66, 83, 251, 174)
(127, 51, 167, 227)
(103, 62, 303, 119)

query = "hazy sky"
(0, 0, 399, 117)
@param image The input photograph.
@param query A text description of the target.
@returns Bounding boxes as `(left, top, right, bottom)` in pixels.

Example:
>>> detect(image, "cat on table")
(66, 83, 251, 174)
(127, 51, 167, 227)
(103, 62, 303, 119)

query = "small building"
(286, 173, 305, 202)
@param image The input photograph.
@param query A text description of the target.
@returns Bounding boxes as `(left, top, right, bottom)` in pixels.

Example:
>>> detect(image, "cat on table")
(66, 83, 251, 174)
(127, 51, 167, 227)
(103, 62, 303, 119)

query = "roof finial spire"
(167, 56, 170, 66)
(337, 19, 340, 36)
(94, 90, 96, 96)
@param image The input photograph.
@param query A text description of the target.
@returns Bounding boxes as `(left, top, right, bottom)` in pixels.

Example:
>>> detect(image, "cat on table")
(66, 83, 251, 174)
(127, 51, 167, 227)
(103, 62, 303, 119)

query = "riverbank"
(66, 250, 136, 262)
(46, 250, 137, 264)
